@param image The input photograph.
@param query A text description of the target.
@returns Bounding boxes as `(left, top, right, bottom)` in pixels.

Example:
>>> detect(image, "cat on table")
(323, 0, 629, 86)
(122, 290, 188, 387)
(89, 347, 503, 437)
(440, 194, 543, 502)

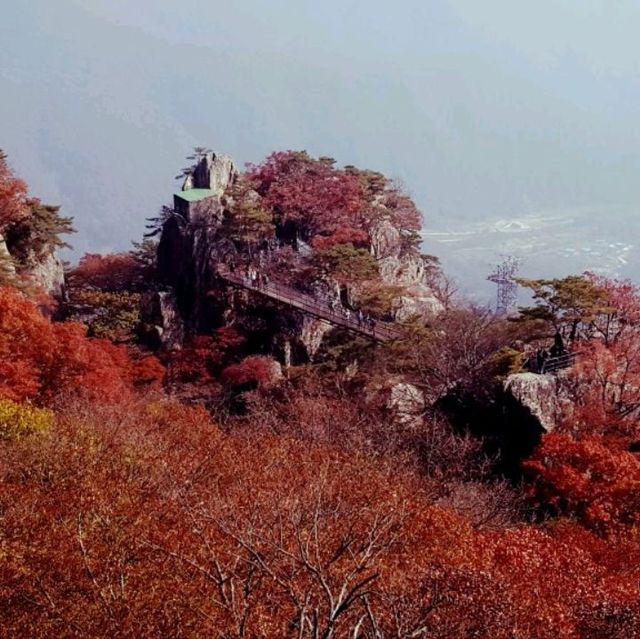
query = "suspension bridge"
(216, 265, 405, 342)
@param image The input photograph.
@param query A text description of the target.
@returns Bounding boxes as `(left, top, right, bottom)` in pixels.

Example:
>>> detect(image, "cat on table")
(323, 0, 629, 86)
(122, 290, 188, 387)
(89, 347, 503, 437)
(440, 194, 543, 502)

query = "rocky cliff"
(504, 371, 571, 432)
(0, 231, 65, 298)
(370, 219, 442, 321)
(152, 151, 443, 363)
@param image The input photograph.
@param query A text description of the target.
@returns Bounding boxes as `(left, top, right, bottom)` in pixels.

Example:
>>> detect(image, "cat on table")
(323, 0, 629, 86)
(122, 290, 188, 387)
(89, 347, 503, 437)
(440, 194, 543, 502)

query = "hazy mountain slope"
(1, 1, 640, 291)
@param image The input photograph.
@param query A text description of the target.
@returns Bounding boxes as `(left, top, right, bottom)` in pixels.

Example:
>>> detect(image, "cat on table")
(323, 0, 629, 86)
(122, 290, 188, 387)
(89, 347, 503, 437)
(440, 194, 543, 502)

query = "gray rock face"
(370, 218, 401, 259)
(27, 250, 65, 298)
(191, 152, 237, 196)
(504, 372, 568, 432)
(1, 232, 64, 298)
(370, 219, 443, 321)
(141, 290, 185, 350)
(181, 174, 194, 191)
(0, 233, 17, 278)
(387, 381, 426, 427)
(188, 197, 224, 226)
(300, 316, 333, 361)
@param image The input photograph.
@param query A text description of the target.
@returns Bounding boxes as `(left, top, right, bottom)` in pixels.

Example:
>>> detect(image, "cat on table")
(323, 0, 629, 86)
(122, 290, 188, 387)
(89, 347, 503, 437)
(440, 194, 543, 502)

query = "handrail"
(543, 351, 578, 373)
(527, 350, 580, 374)
(216, 265, 404, 342)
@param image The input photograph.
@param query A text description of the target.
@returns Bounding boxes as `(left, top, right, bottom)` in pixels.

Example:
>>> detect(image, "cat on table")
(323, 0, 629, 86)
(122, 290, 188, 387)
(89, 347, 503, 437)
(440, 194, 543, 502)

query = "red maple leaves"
(0, 286, 163, 404)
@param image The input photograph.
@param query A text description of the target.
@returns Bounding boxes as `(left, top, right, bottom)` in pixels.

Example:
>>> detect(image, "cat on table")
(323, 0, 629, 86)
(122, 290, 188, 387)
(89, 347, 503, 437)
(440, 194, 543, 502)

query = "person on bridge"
(550, 331, 566, 358)
(536, 349, 549, 374)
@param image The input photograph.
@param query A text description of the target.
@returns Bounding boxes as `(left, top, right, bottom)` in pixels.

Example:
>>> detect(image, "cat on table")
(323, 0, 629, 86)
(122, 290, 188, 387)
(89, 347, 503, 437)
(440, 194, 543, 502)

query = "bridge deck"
(217, 266, 404, 342)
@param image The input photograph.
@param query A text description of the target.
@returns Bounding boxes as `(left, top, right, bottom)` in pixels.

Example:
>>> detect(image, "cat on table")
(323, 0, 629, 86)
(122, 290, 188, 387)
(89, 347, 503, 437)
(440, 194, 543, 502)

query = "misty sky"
(1, 0, 640, 289)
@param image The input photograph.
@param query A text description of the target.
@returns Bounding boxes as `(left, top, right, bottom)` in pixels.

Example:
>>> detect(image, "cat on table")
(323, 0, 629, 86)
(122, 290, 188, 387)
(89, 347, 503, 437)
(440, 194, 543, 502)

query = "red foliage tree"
(310, 226, 369, 250)
(585, 273, 640, 345)
(133, 355, 166, 388)
(539, 276, 640, 444)
(0, 150, 28, 229)
(380, 187, 422, 234)
(167, 327, 245, 385)
(524, 432, 640, 532)
(247, 151, 367, 242)
(0, 286, 163, 404)
(221, 354, 279, 388)
(68, 252, 144, 292)
(565, 339, 640, 442)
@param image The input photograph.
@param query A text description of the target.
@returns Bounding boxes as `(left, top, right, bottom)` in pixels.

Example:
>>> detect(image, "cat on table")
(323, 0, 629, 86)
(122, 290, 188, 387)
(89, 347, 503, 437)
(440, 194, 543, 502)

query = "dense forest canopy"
(2, 150, 640, 637)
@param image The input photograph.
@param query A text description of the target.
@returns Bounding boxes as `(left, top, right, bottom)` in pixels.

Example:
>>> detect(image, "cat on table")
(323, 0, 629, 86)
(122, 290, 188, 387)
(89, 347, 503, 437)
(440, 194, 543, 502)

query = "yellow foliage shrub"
(0, 399, 54, 440)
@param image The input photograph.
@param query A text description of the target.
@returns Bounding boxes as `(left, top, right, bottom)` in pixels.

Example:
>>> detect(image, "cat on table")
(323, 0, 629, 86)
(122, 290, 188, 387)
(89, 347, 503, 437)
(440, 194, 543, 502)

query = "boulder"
(504, 372, 565, 432)
(387, 382, 426, 427)
(0, 233, 16, 279)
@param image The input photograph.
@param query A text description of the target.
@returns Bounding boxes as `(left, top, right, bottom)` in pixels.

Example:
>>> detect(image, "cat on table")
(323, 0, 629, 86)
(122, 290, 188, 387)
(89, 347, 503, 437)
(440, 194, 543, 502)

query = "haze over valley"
(3, 0, 640, 298)
(425, 205, 639, 299)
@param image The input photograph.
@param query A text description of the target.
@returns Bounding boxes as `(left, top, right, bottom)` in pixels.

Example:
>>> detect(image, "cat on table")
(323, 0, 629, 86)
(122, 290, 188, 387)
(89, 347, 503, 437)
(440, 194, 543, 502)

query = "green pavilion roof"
(174, 188, 215, 203)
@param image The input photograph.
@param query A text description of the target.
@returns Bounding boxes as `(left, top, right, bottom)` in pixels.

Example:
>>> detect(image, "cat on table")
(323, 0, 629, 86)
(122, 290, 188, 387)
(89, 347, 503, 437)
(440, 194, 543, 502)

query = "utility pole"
(487, 256, 520, 316)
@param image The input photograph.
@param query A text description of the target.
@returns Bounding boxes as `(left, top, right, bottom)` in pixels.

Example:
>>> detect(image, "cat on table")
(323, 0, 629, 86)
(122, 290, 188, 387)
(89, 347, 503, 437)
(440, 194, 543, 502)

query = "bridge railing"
(216, 265, 405, 342)
(526, 350, 580, 374)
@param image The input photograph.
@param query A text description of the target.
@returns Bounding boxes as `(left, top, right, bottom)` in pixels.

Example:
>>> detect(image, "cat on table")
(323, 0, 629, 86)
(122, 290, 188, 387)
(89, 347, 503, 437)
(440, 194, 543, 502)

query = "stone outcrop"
(1, 232, 65, 298)
(387, 381, 426, 427)
(300, 316, 334, 360)
(0, 233, 16, 279)
(370, 219, 443, 321)
(154, 150, 443, 364)
(158, 153, 238, 337)
(190, 152, 237, 196)
(141, 290, 185, 350)
(27, 250, 65, 298)
(504, 372, 568, 432)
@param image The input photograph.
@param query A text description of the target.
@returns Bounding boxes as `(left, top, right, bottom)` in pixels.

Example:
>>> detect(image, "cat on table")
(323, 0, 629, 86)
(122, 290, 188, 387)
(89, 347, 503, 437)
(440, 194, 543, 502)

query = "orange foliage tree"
(524, 432, 640, 532)
(0, 286, 163, 404)
(3, 397, 640, 637)
(68, 252, 147, 292)
(65, 251, 157, 342)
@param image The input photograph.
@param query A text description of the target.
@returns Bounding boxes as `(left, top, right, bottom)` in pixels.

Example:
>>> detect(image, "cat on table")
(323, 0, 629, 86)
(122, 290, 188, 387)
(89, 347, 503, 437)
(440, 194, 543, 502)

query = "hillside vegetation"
(2, 149, 640, 638)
